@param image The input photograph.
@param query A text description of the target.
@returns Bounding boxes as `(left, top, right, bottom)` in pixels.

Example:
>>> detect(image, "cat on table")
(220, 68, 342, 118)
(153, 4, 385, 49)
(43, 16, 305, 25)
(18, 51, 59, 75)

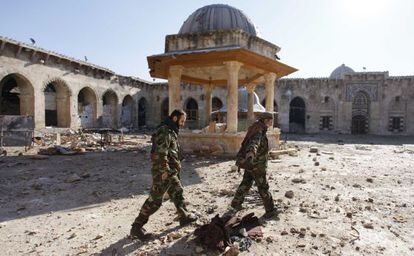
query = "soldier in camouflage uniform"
(130, 109, 197, 240)
(231, 112, 277, 217)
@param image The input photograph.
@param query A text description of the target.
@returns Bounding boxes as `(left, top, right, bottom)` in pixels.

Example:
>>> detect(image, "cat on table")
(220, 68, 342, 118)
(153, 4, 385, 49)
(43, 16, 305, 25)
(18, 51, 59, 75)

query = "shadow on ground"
(0, 148, 220, 222)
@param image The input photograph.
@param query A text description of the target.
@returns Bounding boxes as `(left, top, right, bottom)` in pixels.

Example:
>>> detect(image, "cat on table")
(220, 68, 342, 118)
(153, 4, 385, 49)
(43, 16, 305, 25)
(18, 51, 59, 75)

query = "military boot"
(130, 223, 152, 240)
(179, 213, 197, 226)
(230, 202, 243, 212)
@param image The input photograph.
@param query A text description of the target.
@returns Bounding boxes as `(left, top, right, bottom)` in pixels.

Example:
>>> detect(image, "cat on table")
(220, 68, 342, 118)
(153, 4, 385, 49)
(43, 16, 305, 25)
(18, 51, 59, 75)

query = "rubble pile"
(33, 130, 151, 155)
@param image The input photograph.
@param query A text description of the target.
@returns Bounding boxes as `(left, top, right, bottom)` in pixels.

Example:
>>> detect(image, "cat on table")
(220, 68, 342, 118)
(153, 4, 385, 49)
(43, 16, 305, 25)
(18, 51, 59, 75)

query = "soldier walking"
(231, 112, 277, 217)
(130, 109, 197, 240)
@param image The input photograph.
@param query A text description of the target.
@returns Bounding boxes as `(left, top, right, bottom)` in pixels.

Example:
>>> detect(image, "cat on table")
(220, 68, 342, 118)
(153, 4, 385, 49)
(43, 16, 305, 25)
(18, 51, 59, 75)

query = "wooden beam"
(148, 48, 297, 80)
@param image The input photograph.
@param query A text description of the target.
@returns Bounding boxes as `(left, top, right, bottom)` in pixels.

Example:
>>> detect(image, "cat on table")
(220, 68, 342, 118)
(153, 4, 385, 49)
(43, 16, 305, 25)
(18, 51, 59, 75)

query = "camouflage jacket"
(236, 123, 269, 169)
(150, 120, 183, 174)
(246, 131, 269, 167)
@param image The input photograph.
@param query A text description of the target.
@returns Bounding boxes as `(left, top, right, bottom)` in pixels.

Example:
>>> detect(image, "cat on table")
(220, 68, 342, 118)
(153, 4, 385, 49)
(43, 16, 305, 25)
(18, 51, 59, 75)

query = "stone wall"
(1, 37, 413, 135)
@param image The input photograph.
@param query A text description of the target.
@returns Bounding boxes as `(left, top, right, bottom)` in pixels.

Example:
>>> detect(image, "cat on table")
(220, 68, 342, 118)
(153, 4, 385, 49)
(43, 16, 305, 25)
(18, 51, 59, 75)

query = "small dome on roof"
(329, 64, 355, 79)
(179, 4, 257, 36)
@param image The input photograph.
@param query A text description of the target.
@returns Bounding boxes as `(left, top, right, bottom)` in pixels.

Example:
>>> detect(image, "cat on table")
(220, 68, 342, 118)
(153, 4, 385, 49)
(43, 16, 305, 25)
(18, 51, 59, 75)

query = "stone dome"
(329, 64, 355, 79)
(179, 4, 257, 36)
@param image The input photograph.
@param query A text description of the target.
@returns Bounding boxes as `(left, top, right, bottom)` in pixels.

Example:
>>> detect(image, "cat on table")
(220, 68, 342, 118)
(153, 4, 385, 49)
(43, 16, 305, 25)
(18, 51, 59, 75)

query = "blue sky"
(1, 0, 413, 81)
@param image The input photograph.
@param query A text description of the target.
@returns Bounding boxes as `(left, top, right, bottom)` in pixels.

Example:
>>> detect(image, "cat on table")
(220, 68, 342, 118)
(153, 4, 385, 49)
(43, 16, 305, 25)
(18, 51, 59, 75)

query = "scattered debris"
(321, 151, 334, 155)
(65, 174, 82, 183)
(291, 178, 306, 184)
(309, 147, 318, 153)
(285, 191, 294, 199)
(363, 223, 374, 229)
(93, 234, 103, 240)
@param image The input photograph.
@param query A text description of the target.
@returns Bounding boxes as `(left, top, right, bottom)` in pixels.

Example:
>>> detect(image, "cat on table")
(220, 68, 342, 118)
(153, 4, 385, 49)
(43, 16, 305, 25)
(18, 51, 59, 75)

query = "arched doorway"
(212, 97, 223, 111)
(138, 97, 148, 127)
(351, 91, 369, 134)
(78, 87, 97, 128)
(0, 74, 34, 117)
(289, 97, 306, 133)
(185, 97, 199, 129)
(44, 80, 71, 127)
(121, 95, 134, 128)
(102, 90, 118, 128)
(161, 97, 169, 121)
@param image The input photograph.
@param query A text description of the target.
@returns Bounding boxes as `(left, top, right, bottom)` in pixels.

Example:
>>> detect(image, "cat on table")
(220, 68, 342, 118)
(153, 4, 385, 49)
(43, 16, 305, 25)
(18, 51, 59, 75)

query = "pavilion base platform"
(179, 129, 280, 156)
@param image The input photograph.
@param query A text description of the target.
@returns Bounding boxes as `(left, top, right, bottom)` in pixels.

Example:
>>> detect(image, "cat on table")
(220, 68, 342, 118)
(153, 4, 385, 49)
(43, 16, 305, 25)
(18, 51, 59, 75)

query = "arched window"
(185, 98, 198, 121)
(212, 97, 223, 111)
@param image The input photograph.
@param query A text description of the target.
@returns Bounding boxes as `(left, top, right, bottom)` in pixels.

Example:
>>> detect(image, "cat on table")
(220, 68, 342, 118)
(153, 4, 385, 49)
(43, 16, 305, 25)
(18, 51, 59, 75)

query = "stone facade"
(1, 37, 413, 135)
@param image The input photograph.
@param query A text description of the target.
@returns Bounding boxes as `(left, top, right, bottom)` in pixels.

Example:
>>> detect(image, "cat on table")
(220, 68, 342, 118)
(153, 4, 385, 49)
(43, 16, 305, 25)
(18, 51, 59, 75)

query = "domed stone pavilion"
(147, 4, 297, 154)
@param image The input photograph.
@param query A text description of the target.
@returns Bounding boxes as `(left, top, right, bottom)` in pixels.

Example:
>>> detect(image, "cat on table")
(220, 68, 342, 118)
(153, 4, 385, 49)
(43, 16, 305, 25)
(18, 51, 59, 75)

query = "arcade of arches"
(0, 35, 413, 135)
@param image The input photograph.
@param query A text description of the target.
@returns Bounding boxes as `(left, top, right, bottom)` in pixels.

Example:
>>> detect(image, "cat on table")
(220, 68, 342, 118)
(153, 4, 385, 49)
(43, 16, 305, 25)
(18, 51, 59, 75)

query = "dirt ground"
(0, 134, 413, 256)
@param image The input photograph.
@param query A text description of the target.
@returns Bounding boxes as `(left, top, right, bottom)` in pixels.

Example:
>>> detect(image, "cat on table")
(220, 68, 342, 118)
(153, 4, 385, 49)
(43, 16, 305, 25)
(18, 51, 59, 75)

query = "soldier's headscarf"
(162, 117, 180, 134)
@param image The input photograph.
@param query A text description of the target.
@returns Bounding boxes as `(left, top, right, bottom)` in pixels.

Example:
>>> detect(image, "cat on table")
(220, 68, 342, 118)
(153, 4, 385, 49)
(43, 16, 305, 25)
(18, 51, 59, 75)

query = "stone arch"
(184, 97, 199, 129)
(161, 97, 169, 121)
(212, 97, 223, 111)
(43, 78, 71, 127)
(138, 97, 148, 127)
(101, 90, 118, 128)
(351, 91, 370, 134)
(121, 95, 134, 128)
(78, 87, 97, 128)
(289, 96, 306, 133)
(0, 73, 34, 117)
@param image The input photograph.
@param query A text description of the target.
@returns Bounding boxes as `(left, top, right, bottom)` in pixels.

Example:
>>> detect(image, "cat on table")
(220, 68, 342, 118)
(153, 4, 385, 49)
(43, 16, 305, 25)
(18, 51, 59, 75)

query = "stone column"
(204, 84, 213, 126)
(264, 73, 277, 111)
(32, 86, 45, 129)
(264, 73, 277, 127)
(225, 61, 242, 133)
(246, 84, 256, 126)
(168, 65, 184, 114)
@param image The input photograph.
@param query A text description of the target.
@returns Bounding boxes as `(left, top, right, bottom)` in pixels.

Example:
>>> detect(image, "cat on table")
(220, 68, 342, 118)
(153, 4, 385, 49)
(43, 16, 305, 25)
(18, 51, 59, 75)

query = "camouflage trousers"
(231, 166, 274, 212)
(133, 167, 188, 226)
